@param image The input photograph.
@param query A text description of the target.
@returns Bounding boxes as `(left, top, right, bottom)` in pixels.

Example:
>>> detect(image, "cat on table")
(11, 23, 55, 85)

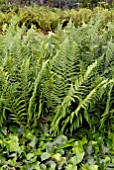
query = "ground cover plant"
(1, 128, 114, 170)
(0, 5, 114, 170)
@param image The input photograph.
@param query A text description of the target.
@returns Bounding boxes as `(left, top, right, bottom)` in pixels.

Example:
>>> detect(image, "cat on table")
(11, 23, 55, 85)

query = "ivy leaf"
(26, 153, 35, 160)
(41, 152, 51, 161)
(29, 136, 37, 148)
(32, 161, 41, 169)
(81, 164, 98, 170)
(66, 164, 77, 170)
(72, 141, 84, 154)
(53, 135, 68, 146)
(50, 163, 56, 170)
(6, 135, 21, 152)
(23, 130, 34, 140)
(52, 153, 61, 162)
(70, 152, 85, 165)
(8, 157, 17, 166)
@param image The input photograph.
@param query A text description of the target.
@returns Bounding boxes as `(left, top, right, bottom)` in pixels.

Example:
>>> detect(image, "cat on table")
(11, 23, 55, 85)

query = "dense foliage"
(0, 6, 114, 34)
(0, 8, 114, 133)
(1, 127, 114, 169)
(0, 6, 114, 169)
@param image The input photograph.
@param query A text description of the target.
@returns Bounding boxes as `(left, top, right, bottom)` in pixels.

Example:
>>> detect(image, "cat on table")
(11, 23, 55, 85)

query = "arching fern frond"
(28, 59, 49, 128)
(100, 80, 114, 131)
(50, 58, 110, 134)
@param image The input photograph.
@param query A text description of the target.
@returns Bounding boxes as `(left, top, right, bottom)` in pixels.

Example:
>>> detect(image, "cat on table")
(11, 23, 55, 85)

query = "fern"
(50, 59, 110, 134)
(49, 24, 81, 107)
(0, 67, 7, 127)
(0, 17, 34, 128)
(0, 15, 114, 136)
(100, 80, 114, 132)
(28, 59, 49, 128)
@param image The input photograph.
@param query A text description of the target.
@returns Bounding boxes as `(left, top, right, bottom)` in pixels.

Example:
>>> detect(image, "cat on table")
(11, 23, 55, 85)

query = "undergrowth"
(0, 6, 114, 170)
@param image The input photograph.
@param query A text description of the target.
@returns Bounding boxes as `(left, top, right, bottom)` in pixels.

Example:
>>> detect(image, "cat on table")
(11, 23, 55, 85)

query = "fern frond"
(28, 60, 49, 127)
(49, 35, 80, 108)
(100, 80, 114, 130)
(50, 58, 110, 134)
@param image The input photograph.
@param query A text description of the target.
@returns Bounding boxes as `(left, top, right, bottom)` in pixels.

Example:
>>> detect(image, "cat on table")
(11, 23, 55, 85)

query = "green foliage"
(0, 127, 114, 169)
(0, 128, 86, 169)
(0, 0, 6, 4)
(0, 7, 114, 169)
(0, 10, 114, 135)
(0, 6, 114, 33)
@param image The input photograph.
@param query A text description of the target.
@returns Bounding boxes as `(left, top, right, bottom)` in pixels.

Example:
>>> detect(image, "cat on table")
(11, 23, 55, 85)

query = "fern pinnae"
(72, 79, 110, 126)
(100, 80, 114, 130)
(51, 60, 97, 133)
(20, 58, 31, 128)
(51, 57, 109, 134)
(28, 60, 49, 127)
(74, 60, 98, 92)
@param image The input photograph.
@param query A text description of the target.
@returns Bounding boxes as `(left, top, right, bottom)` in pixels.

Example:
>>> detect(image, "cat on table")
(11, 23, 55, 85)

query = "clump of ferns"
(50, 57, 113, 135)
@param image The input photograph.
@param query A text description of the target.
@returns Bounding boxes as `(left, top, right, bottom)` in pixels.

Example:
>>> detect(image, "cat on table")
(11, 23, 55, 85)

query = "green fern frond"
(50, 57, 110, 134)
(28, 60, 49, 127)
(100, 80, 114, 130)
(50, 36, 80, 108)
